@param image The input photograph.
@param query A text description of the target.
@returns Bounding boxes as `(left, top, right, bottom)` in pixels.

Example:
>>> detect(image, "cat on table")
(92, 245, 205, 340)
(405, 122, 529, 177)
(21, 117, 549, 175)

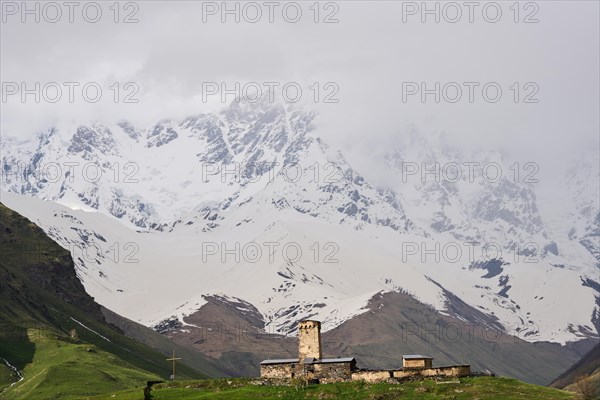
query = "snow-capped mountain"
(1, 99, 598, 345)
(1, 99, 413, 234)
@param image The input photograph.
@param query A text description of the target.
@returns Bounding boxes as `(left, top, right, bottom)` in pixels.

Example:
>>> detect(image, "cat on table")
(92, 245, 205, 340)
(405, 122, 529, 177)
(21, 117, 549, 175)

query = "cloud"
(1, 1, 598, 177)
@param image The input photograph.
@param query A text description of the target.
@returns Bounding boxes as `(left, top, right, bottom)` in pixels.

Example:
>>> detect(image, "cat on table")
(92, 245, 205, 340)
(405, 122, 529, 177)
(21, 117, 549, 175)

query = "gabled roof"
(260, 358, 299, 365)
(403, 355, 433, 360)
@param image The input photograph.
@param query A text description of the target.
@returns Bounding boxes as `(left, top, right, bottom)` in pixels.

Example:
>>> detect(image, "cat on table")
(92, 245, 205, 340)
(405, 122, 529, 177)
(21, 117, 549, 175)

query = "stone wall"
(403, 359, 433, 368)
(392, 365, 471, 380)
(352, 365, 471, 383)
(312, 362, 355, 383)
(351, 370, 392, 383)
(260, 363, 295, 379)
(261, 361, 356, 382)
(262, 361, 471, 383)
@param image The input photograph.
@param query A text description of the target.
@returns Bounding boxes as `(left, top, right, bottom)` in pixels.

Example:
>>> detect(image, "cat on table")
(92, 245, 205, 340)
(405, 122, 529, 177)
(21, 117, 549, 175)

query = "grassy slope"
(550, 342, 600, 398)
(2, 328, 158, 400)
(85, 377, 576, 400)
(551, 342, 600, 386)
(563, 370, 600, 400)
(0, 202, 212, 398)
(0, 364, 14, 393)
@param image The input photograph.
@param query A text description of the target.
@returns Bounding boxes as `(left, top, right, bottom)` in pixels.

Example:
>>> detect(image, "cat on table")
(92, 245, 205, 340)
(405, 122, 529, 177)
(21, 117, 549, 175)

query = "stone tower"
(298, 320, 322, 361)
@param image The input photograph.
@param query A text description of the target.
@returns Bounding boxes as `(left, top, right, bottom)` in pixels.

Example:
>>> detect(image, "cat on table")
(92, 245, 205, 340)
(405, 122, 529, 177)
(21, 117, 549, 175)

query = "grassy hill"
(83, 377, 576, 400)
(0, 202, 218, 399)
(550, 342, 600, 399)
(1, 328, 158, 400)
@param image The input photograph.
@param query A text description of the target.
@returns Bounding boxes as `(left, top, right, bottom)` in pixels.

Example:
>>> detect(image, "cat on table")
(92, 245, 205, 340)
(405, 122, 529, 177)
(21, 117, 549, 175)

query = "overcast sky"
(1, 1, 599, 182)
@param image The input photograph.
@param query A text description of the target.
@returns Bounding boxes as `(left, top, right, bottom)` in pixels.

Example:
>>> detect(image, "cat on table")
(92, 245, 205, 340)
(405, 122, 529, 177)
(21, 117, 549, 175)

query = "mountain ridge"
(1, 100, 598, 349)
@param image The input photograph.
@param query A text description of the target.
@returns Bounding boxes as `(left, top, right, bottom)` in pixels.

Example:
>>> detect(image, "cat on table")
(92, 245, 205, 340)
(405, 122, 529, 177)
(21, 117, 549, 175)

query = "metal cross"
(166, 349, 182, 380)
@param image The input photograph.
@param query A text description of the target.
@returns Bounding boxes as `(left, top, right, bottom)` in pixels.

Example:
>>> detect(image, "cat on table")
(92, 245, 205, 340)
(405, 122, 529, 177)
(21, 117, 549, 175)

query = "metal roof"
(403, 355, 433, 360)
(260, 357, 356, 365)
(318, 358, 356, 364)
(260, 358, 299, 365)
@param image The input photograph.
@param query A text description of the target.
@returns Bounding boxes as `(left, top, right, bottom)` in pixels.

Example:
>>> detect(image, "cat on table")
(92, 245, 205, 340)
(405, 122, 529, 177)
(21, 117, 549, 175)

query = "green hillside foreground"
(0, 202, 215, 399)
(84, 377, 576, 400)
(0, 328, 159, 400)
(551, 342, 600, 399)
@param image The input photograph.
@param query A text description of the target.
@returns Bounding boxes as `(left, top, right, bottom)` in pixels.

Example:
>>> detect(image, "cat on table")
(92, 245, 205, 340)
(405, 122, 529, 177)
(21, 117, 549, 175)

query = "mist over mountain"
(1, 99, 598, 352)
